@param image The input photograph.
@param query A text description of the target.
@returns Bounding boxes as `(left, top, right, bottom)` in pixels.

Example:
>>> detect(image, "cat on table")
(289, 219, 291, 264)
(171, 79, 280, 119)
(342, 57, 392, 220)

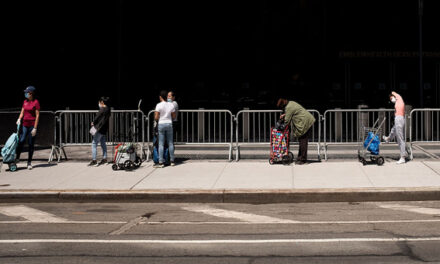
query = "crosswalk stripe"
(378, 203, 440, 215)
(0, 205, 67, 223)
(0, 220, 126, 224)
(181, 205, 299, 223)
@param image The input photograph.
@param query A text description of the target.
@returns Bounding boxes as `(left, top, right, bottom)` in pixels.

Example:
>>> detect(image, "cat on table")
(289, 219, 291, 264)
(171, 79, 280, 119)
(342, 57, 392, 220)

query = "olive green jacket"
(284, 101, 315, 138)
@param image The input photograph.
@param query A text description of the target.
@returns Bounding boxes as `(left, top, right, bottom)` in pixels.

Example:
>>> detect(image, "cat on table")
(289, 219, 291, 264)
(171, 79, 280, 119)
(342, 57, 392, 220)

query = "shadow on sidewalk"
(306, 160, 322, 164)
(33, 163, 58, 169)
(10, 163, 58, 171)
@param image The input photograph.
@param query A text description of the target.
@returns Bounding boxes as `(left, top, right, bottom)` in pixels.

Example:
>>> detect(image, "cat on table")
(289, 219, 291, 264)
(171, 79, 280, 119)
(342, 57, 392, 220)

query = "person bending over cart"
(383, 91, 407, 164)
(277, 98, 315, 165)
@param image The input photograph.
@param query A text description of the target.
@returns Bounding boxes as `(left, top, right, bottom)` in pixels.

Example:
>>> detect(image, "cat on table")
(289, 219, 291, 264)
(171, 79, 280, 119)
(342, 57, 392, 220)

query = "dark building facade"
(2, 0, 439, 113)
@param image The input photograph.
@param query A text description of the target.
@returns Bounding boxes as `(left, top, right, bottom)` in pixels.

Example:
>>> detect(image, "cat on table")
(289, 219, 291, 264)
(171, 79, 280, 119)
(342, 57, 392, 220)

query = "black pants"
(297, 127, 312, 162)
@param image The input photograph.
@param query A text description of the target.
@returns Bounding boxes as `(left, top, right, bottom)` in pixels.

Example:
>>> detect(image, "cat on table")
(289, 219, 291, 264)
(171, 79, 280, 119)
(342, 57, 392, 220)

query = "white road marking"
(181, 205, 299, 223)
(0, 237, 440, 244)
(0, 220, 126, 224)
(110, 216, 146, 235)
(0, 205, 68, 223)
(143, 219, 440, 225)
(378, 203, 440, 215)
(1, 219, 440, 225)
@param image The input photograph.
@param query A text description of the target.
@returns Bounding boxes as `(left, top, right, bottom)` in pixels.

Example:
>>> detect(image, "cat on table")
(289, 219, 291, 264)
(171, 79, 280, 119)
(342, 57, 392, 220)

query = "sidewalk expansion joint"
(210, 163, 229, 189)
(291, 164, 295, 189)
(129, 166, 156, 190)
(421, 161, 440, 177)
(413, 145, 440, 160)
(358, 163, 375, 187)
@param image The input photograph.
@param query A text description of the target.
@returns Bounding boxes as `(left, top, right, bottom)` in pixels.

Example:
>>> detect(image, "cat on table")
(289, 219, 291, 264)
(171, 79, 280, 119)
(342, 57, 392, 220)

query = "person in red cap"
(16, 86, 40, 170)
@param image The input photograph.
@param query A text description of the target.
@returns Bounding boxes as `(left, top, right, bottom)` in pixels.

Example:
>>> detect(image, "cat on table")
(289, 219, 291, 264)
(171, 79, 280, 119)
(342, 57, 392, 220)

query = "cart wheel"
(9, 163, 17, 172)
(360, 158, 367, 166)
(288, 152, 294, 163)
(112, 164, 118, 171)
(124, 160, 133, 170)
(269, 158, 274, 165)
(376, 157, 385, 166)
(282, 155, 290, 165)
(134, 157, 142, 168)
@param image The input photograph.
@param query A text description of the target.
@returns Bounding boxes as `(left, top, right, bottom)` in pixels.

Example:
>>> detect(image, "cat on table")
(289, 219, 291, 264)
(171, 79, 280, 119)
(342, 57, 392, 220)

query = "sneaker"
(88, 160, 97, 166)
(295, 160, 306, 165)
(27, 163, 32, 170)
(153, 163, 165, 168)
(97, 159, 107, 166)
(383, 136, 390, 143)
(170, 162, 176, 167)
(396, 158, 406, 164)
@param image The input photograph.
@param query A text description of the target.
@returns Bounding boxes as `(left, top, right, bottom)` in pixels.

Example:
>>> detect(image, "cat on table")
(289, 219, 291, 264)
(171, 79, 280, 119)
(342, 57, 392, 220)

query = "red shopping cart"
(269, 121, 294, 165)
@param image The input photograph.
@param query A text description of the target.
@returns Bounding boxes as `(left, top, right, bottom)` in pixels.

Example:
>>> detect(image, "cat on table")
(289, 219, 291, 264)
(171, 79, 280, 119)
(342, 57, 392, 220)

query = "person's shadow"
(33, 163, 58, 169)
(11, 163, 58, 171)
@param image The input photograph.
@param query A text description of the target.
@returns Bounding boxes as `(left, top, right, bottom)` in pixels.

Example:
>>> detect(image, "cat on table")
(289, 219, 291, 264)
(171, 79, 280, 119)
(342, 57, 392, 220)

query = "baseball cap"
(24, 86, 36, 93)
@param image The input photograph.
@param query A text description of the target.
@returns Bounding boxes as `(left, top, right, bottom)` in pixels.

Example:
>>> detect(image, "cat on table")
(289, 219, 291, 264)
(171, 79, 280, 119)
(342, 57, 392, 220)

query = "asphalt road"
(1, 201, 440, 263)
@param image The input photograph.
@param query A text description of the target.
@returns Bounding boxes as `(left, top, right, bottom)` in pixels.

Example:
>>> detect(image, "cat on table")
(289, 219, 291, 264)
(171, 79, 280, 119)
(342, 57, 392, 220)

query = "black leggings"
(297, 127, 312, 162)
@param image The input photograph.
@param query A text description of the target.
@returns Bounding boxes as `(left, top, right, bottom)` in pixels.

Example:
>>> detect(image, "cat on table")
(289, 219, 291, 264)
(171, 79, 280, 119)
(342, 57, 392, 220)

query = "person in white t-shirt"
(154, 90, 176, 168)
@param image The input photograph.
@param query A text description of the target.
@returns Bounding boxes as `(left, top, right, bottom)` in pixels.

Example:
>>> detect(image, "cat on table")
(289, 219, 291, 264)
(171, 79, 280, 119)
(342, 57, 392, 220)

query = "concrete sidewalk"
(14, 142, 440, 162)
(1, 159, 440, 203)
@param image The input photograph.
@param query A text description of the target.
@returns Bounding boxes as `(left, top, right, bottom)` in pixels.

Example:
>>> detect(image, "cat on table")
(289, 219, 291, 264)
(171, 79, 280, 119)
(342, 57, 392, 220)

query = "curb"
(1, 187, 440, 203)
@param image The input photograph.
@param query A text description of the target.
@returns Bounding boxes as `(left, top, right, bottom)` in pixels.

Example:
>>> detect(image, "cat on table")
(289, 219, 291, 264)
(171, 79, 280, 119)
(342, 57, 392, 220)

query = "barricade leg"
(228, 143, 232, 161)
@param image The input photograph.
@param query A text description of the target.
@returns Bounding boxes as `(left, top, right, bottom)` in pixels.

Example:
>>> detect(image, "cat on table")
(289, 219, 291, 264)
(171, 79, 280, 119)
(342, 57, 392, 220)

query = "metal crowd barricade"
(409, 108, 440, 160)
(53, 110, 146, 162)
(0, 111, 57, 163)
(234, 109, 322, 161)
(323, 108, 401, 160)
(146, 109, 234, 161)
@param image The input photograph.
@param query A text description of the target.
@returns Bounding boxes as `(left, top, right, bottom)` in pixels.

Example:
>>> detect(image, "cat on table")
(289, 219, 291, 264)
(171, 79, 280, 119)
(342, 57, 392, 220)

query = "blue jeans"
(16, 126, 35, 164)
(158, 123, 175, 163)
(92, 132, 107, 160)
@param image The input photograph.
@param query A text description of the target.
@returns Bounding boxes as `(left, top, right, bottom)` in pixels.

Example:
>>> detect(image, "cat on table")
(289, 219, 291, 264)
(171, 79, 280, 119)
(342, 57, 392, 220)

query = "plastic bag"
(363, 132, 380, 155)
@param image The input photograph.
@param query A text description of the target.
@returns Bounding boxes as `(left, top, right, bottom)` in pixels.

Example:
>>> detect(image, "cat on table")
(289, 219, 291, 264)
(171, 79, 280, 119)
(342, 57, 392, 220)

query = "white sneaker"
(382, 136, 390, 143)
(396, 158, 406, 164)
(27, 164, 33, 170)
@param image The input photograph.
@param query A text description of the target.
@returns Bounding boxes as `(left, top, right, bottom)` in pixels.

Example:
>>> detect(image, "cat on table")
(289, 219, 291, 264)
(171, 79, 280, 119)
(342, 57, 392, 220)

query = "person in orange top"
(383, 91, 407, 164)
